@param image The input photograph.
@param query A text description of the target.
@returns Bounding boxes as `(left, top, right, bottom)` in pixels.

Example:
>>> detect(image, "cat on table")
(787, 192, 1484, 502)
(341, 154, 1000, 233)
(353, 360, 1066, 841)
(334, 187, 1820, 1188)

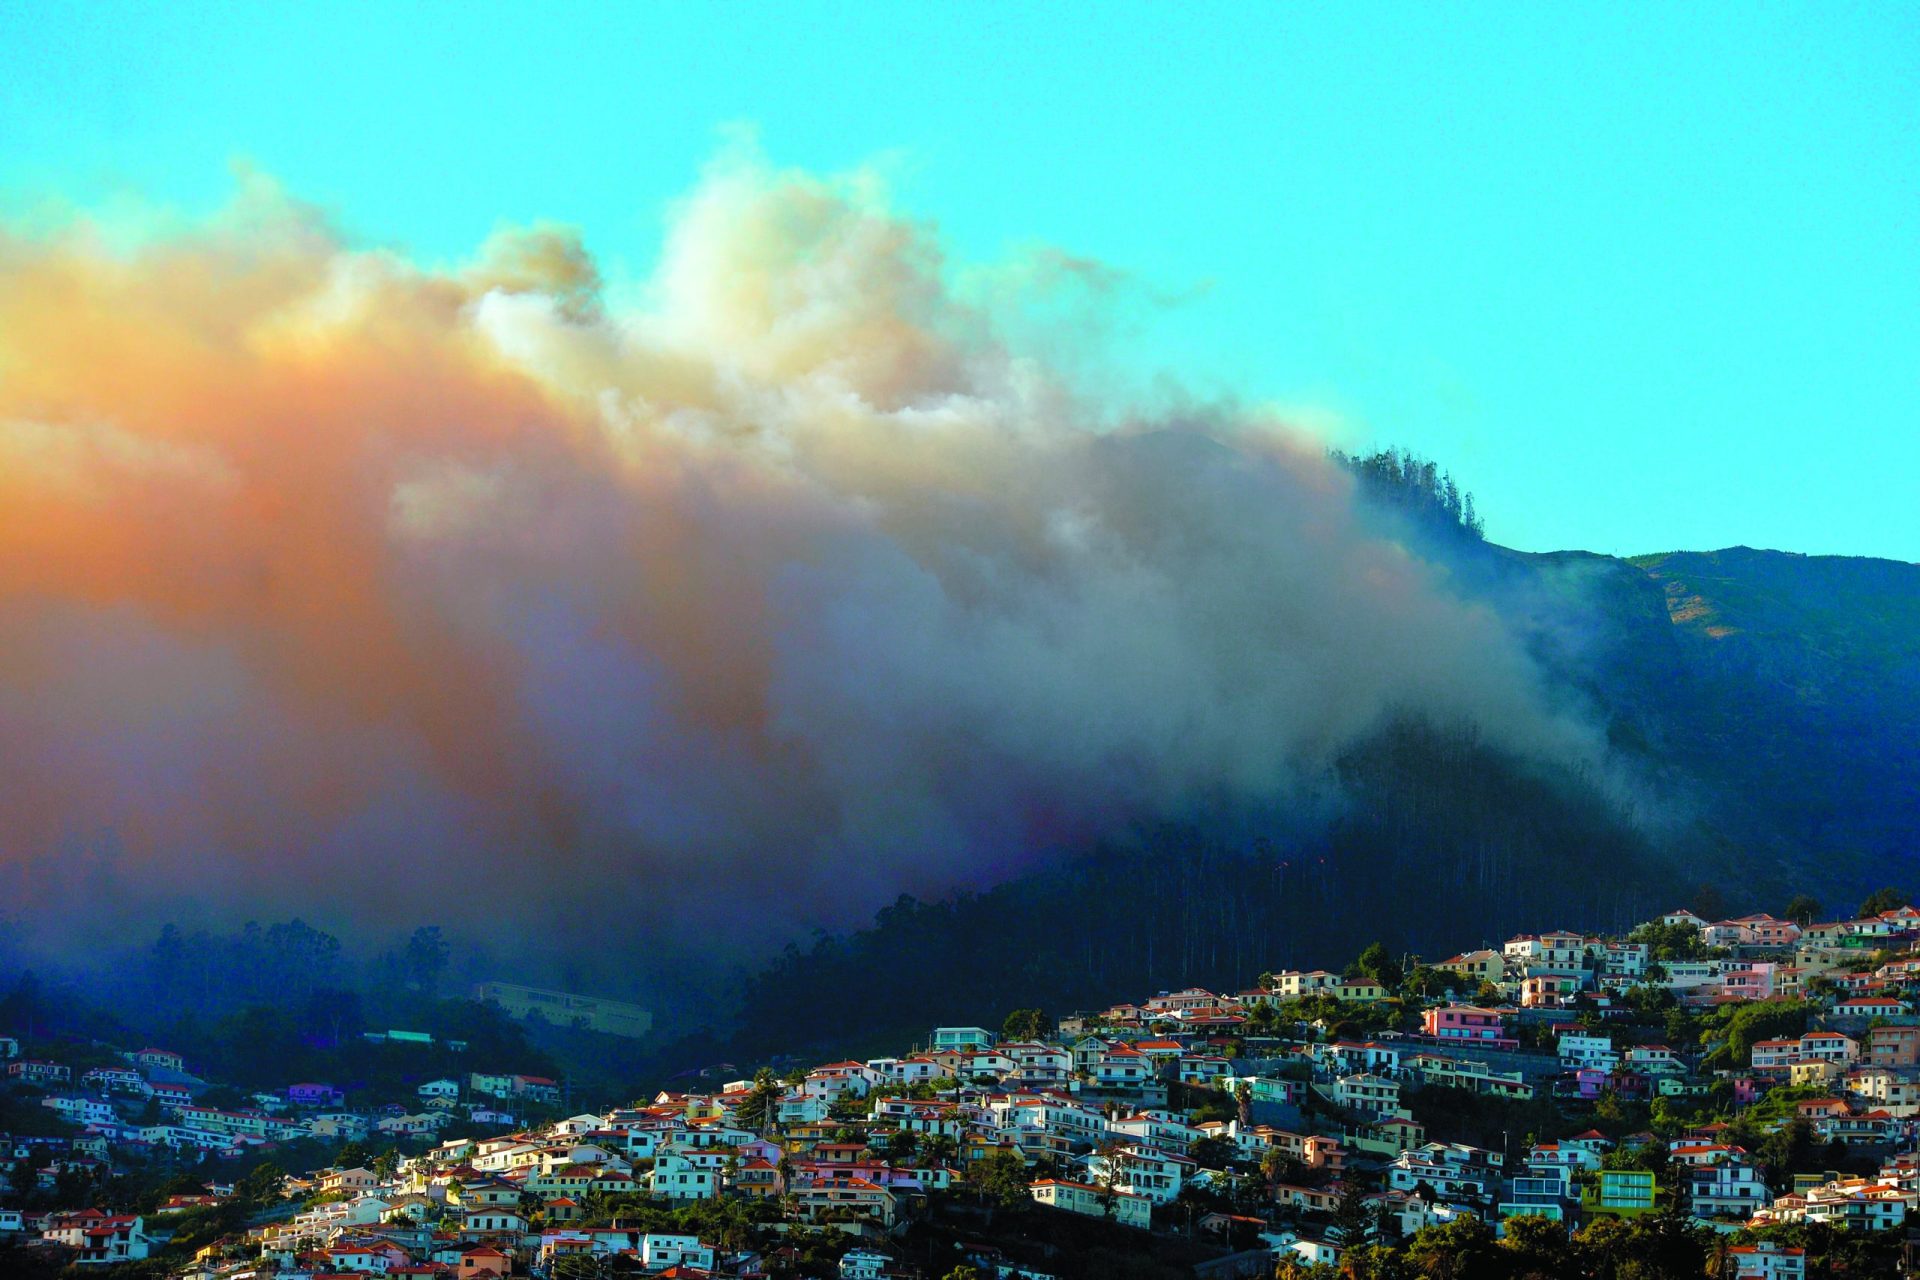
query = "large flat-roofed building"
(473, 982, 653, 1039)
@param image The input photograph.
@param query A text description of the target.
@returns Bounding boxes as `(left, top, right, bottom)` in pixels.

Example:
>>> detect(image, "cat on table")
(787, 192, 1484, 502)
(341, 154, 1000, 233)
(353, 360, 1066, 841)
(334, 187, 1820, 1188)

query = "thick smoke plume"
(0, 153, 1597, 948)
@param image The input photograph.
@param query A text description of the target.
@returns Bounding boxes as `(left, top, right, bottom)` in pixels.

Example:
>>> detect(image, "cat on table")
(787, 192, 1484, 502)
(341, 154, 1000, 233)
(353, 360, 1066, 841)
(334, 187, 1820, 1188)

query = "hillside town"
(8, 896, 1920, 1278)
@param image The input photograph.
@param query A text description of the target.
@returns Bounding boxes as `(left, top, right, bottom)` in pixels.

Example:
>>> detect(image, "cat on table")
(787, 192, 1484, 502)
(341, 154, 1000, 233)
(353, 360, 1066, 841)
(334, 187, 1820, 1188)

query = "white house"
(1084, 1144, 1194, 1205)
(1688, 1161, 1772, 1219)
(42, 1211, 153, 1264)
(1088, 1047, 1155, 1089)
(1029, 1178, 1150, 1229)
(1557, 1032, 1618, 1073)
(43, 1097, 116, 1127)
(642, 1233, 715, 1270)
(1726, 1241, 1806, 1280)
(1657, 961, 1724, 995)
(1288, 1237, 1344, 1268)
(1601, 943, 1650, 979)
(650, 1153, 719, 1201)
(1332, 1073, 1401, 1117)
(463, 1206, 527, 1234)
(805, 1061, 884, 1100)
(1625, 1045, 1682, 1075)
(1108, 1110, 1202, 1155)
(1271, 970, 1341, 999)
(8, 1060, 71, 1085)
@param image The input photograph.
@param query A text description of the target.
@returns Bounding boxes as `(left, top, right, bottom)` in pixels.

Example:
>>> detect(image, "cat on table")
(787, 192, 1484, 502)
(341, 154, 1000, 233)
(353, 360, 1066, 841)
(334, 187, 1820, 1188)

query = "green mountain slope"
(1600, 547, 1920, 897)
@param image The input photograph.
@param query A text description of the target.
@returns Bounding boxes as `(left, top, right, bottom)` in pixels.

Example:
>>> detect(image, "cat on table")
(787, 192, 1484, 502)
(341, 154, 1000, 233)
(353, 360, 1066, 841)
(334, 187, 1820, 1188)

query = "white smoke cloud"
(0, 148, 1600, 945)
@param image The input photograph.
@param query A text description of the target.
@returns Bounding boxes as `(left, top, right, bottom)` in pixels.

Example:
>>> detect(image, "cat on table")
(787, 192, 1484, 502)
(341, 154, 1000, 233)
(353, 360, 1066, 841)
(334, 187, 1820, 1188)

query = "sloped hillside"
(1620, 548, 1920, 893)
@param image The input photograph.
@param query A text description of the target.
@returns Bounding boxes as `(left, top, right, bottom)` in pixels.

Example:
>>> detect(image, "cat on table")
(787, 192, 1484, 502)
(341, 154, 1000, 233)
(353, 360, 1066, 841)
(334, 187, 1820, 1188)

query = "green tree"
(1593, 1088, 1636, 1131)
(1405, 1215, 1500, 1280)
(1341, 1243, 1409, 1280)
(1402, 965, 1451, 999)
(1350, 942, 1404, 990)
(1859, 887, 1906, 918)
(1636, 1204, 1712, 1278)
(1189, 1135, 1237, 1168)
(236, 1161, 285, 1208)
(1718, 999, 1809, 1068)
(970, 1150, 1031, 1212)
(1501, 1212, 1577, 1277)
(1261, 1147, 1303, 1190)
(1690, 883, 1727, 921)
(403, 925, 450, 996)
(1000, 1008, 1047, 1041)
(0, 971, 45, 1039)
(1782, 895, 1822, 926)
(1573, 1215, 1642, 1279)
(1631, 921, 1714, 962)
(737, 1067, 783, 1133)
(1329, 1179, 1373, 1245)
(552, 1254, 607, 1280)
(1757, 1117, 1814, 1191)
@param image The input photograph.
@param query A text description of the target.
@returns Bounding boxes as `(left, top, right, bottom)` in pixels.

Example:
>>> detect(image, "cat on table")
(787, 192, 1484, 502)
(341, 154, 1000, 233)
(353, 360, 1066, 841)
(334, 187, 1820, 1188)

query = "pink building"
(1722, 964, 1775, 1001)
(1706, 915, 1802, 949)
(1420, 1006, 1517, 1049)
(1572, 1067, 1608, 1100)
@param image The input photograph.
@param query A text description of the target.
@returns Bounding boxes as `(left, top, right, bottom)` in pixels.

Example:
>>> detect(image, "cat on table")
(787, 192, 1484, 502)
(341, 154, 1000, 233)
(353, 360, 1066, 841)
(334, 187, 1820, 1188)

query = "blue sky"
(3, 1, 1915, 560)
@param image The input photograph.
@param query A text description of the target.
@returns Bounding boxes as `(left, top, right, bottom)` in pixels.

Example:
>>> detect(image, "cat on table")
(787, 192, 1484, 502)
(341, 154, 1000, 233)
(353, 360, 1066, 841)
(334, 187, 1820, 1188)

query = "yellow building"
(1437, 950, 1505, 987)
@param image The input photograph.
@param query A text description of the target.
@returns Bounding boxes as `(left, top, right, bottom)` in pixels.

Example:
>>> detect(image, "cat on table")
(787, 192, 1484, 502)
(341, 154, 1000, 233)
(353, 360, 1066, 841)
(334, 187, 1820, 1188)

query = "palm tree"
(552, 1254, 608, 1280)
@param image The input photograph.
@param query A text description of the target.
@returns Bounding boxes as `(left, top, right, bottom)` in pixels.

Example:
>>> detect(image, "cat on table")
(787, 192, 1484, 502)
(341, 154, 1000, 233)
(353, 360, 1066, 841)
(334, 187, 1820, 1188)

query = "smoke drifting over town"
(0, 151, 1600, 949)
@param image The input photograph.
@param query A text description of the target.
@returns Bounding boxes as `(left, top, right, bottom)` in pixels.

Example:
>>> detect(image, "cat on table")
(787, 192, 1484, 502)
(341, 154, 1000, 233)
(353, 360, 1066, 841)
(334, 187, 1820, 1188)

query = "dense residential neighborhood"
(8, 895, 1920, 1278)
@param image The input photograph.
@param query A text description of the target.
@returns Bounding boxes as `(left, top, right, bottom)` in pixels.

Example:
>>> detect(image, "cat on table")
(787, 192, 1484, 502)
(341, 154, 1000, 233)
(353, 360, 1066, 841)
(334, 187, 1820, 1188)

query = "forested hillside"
(722, 460, 1920, 1062)
(732, 718, 1676, 1060)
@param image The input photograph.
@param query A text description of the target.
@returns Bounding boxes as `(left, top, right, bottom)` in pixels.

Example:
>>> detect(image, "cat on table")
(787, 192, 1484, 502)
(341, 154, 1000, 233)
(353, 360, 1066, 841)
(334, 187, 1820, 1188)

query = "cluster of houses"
(4, 1041, 566, 1161)
(7, 901, 1920, 1277)
(0, 1031, 572, 1266)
